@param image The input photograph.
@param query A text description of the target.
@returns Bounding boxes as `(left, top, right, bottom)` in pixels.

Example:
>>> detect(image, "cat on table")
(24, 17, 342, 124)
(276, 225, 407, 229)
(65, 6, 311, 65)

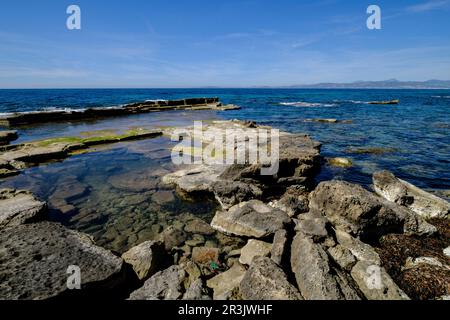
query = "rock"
(270, 186, 309, 217)
(108, 171, 159, 192)
(327, 245, 357, 272)
(373, 170, 449, 219)
(151, 190, 175, 205)
(239, 240, 272, 265)
(403, 213, 437, 236)
(159, 226, 187, 251)
(444, 246, 450, 258)
(212, 180, 262, 210)
(0, 130, 18, 145)
(271, 229, 288, 266)
(294, 213, 329, 241)
(334, 230, 380, 265)
(0, 189, 47, 229)
(327, 157, 353, 168)
(192, 247, 220, 265)
(0, 222, 124, 299)
(207, 263, 246, 300)
(240, 257, 303, 300)
(211, 200, 291, 238)
(309, 180, 405, 239)
(184, 218, 215, 235)
(183, 278, 210, 300)
(404, 256, 449, 270)
(50, 182, 89, 203)
(291, 232, 344, 300)
(121, 241, 166, 281)
(351, 261, 409, 300)
(128, 265, 186, 300)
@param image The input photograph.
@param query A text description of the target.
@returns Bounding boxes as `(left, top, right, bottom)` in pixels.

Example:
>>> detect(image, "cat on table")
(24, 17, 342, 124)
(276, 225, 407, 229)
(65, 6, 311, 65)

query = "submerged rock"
(240, 257, 302, 300)
(373, 170, 449, 219)
(0, 189, 47, 229)
(0, 130, 18, 145)
(128, 265, 186, 300)
(327, 157, 353, 168)
(211, 200, 291, 238)
(121, 241, 166, 281)
(0, 222, 124, 299)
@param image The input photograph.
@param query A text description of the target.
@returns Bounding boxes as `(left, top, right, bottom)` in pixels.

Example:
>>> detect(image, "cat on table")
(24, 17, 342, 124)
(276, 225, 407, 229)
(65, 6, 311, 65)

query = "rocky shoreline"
(0, 119, 449, 300)
(0, 97, 239, 126)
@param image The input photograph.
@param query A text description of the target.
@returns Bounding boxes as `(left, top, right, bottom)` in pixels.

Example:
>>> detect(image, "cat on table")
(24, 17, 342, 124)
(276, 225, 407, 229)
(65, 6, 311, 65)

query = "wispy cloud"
(407, 0, 450, 12)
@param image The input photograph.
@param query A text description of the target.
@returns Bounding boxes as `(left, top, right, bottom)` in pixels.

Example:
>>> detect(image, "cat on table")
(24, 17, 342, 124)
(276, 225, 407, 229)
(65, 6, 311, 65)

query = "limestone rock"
(294, 213, 329, 241)
(0, 222, 124, 299)
(271, 229, 288, 266)
(291, 232, 344, 300)
(373, 170, 449, 219)
(128, 265, 186, 300)
(159, 226, 187, 251)
(240, 257, 302, 300)
(327, 245, 357, 272)
(270, 186, 309, 217)
(335, 230, 380, 265)
(212, 180, 262, 210)
(351, 261, 409, 300)
(207, 263, 246, 300)
(184, 217, 215, 235)
(211, 200, 291, 238)
(121, 241, 165, 281)
(309, 180, 405, 239)
(192, 247, 220, 265)
(0, 189, 47, 229)
(239, 240, 272, 265)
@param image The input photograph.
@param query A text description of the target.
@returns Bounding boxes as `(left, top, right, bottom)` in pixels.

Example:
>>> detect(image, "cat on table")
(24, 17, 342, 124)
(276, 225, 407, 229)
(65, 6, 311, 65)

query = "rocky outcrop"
(128, 265, 186, 300)
(0, 130, 18, 145)
(211, 200, 291, 238)
(0, 189, 47, 229)
(0, 98, 239, 126)
(121, 241, 166, 281)
(0, 221, 125, 299)
(240, 257, 302, 300)
(373, 170, 449, 219)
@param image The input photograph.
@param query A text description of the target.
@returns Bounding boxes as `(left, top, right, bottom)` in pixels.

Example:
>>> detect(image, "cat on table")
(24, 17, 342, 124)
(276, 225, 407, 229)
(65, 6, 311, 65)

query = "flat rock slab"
(0, 221, 124, 299)
(0, 189, 47, 229)
(373, 170, 449, 219)
(211, 200, 291, 238)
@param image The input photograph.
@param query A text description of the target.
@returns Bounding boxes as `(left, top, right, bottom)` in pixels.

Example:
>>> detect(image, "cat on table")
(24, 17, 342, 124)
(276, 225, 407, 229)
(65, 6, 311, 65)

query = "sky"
(0, 0, 449, 88)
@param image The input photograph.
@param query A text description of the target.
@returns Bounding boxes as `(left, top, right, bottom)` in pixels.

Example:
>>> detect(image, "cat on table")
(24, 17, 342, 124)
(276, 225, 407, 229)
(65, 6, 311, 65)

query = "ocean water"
(0, 88, 448, 253)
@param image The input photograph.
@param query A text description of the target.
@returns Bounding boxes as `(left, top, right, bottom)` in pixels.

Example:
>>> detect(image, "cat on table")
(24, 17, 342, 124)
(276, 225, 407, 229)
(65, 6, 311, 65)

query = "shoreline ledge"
(0, 97, 240, 126)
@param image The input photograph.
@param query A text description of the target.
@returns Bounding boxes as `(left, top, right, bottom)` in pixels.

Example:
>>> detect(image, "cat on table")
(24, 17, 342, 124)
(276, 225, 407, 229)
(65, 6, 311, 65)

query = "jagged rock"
(351, 261, 409, 300)
(239, 240, 272, 265)
(192, 247, 220, 265)
(159, 226, 187, 251)
(128, 265, 186, 300)
(207, 263, 246, 300)
(327, 245, 357, 272)
(373, 170, 449, 219)
(184, 217, 215, 235)
(211, 200, 291, 238)
(183, 278, 210, 300)
(212, 180, 262, 210)
(121, 241, 165, 281)
(334, 230, 380, 265)
(271, 229, 288, 265)
(240, 257, 303, 300)
(0, 189, 47, 229)
(0, 222, 124, 299)
(403, 213, 437, 236)
(294, 213, 329, 241)
(270, 186, 309, 217)
(291, 232, 344, 300)
(309, 180, 405, 239)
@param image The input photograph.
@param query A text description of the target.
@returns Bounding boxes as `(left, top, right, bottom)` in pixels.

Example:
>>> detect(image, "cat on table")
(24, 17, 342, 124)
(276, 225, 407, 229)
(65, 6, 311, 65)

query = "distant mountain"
(285, 79, 450, 89)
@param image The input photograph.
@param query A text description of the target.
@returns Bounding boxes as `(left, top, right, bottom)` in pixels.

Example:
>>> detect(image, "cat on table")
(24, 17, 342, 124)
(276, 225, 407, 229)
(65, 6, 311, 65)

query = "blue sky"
(0, 0, 449, 88)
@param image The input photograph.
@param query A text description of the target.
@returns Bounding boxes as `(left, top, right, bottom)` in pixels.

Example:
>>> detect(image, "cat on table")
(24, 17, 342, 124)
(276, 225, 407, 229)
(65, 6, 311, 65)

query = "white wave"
(279, 101, 337, 107)
(432, 95, 450, 99)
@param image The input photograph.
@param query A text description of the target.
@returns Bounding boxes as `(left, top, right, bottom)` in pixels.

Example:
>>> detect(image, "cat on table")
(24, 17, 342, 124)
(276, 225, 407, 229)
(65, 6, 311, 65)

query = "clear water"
(0, 89, 448, 253)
